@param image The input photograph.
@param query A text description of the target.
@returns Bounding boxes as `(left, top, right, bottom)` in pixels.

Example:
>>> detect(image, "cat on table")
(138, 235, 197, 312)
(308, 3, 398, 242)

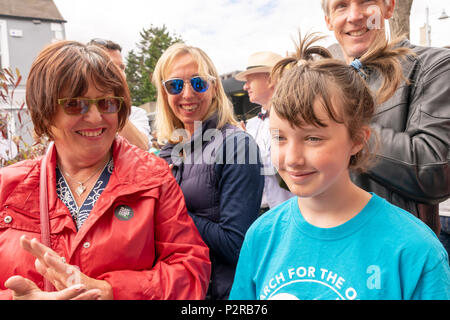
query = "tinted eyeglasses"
(88, 38, 108, 46)
(57, 96, 124, 115)
(162, 76, 215, 95)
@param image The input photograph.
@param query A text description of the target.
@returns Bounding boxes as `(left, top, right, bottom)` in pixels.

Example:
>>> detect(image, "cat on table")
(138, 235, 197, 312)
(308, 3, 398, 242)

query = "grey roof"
(221, 77, 245, 94)
(0, 0, 65, 22)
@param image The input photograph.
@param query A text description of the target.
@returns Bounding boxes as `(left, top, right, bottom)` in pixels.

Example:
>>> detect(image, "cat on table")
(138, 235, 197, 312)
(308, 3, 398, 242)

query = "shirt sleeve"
(410, 255, 450, 300)
(129, 106, 151, 137)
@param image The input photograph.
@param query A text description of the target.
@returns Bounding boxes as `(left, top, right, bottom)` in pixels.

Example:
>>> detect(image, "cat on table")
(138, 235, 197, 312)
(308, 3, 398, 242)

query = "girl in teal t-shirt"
(229, 33, 450, 300)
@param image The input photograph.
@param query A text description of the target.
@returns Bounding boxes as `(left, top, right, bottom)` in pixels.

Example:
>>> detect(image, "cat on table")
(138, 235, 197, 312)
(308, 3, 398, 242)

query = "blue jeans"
(439, 216, 450, 263)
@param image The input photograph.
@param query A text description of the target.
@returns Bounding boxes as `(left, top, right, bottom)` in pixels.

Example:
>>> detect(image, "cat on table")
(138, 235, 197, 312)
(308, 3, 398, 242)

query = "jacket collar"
(6, 136, 169, 215)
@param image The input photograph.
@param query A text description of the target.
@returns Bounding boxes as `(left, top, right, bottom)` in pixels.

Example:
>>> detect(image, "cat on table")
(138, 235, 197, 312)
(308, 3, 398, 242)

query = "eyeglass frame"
(89, 38, 107, 45)
(161, 75, 216, 95)
(56, 96, 124, 115)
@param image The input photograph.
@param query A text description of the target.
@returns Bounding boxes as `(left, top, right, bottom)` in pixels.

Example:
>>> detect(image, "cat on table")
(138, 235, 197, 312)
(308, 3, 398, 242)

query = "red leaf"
(1, 82, 8, 95)
(4, 68, 12, 78)
(15, 75, 22, 88)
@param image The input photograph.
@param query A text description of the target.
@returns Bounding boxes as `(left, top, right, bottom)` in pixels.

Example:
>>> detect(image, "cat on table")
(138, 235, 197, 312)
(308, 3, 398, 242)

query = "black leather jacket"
(351, 40, 450, 234)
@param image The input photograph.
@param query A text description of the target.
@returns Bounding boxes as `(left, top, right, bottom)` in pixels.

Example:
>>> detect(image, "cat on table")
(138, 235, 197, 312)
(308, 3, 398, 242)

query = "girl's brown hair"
(271, 32, 413, 172)
(26, 40, 131, 139)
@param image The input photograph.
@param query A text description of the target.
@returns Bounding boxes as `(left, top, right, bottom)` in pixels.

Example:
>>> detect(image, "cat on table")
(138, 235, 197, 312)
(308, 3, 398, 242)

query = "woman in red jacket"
(0, 40, 210, 300)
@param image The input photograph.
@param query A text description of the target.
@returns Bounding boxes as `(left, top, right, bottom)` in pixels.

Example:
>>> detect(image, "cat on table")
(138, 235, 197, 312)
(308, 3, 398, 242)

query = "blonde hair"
(271, 32, 413, 172)
(153, 42, 237, 144)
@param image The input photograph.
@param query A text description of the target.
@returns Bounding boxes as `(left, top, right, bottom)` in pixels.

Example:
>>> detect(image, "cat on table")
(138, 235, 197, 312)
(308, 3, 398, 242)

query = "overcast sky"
(53, 0, 449, 74)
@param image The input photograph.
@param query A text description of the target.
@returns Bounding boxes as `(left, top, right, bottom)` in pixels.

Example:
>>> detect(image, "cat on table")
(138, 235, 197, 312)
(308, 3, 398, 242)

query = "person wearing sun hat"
(236, 51, 294, 215)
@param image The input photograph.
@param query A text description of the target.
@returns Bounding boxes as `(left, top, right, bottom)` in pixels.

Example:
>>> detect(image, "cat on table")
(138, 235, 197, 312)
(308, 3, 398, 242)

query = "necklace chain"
(59, 160, 109, 196)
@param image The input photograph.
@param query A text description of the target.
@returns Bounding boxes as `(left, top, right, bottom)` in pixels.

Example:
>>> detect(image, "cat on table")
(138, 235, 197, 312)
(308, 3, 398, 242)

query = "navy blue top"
(159, 114, 264, 299)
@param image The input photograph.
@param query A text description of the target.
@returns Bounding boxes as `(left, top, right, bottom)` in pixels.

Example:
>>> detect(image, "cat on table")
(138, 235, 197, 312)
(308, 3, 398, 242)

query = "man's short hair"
(321, 0, 391, 16)
(88, 38, 122, 52)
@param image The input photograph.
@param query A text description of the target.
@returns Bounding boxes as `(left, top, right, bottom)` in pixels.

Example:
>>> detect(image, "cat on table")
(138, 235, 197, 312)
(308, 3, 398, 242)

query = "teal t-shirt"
(230, 194, 450, 300)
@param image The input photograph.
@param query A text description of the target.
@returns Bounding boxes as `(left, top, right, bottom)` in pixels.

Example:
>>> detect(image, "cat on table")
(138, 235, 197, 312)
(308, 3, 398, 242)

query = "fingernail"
(73, 284, 85, 291)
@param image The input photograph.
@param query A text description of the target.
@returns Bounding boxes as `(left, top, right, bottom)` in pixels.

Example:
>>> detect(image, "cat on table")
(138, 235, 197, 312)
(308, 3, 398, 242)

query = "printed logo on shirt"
(114, 205, 134, 221)
(260, 265, 359, 300)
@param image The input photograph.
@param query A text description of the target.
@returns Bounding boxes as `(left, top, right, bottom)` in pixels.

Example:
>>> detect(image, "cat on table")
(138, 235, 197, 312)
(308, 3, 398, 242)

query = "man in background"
(235, 51, 293, 214)
(88, 39, 151, 151)
(322, 0, 450, 235)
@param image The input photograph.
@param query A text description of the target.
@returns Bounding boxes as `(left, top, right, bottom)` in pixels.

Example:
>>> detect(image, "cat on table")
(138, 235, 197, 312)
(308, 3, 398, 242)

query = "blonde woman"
(154, 43, 264, 300)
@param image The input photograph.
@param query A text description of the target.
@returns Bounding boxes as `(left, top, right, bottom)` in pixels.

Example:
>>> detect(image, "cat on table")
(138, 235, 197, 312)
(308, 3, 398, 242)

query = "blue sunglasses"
(162, 76, 215, 95)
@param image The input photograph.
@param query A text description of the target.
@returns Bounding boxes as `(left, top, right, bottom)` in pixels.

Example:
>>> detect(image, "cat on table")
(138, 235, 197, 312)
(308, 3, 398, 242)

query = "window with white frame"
(51, 23, 64, 42)
(0, 20, 9, 69)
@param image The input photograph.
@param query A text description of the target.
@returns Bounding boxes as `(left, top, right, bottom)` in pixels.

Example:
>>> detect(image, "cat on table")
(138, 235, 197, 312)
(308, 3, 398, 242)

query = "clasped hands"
(4, 235, 113, 300)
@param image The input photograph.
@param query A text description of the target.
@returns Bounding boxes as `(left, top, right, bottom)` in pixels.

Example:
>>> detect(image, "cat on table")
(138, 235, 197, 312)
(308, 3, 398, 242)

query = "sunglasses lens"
(63, 99, 88, 115)
(98, 97, 121, 113)
(190, 77, 209, 93)
(61, 97, 122, 115)
(164, 79, 184, 95)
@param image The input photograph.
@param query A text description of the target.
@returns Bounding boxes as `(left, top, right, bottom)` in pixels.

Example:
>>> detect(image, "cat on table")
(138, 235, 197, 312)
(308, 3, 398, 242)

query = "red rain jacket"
(0, 137, 211, 299)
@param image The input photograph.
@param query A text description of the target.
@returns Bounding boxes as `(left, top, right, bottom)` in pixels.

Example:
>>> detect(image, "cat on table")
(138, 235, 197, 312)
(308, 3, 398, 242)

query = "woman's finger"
(5, 276, 96, 300)
(24, 236, 59, 259)
(4, 275, 39, 296)
(39, 253, 82, 289)
(34, 257, 46, 275)
(70, 288, 102, 300)
(43, 252, 68, 274)
(31, 237, 59, 256)
(50, 284, 92, 300)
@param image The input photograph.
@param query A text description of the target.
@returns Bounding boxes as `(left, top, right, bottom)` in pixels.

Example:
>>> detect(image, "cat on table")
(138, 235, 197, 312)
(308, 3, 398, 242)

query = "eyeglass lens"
(62, 97, 121, 115)
(164, 77, 209, 95)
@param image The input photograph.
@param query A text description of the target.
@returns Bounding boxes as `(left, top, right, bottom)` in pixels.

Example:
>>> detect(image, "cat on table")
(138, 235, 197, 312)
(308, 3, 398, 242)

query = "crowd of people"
(0, 0, 449, 300)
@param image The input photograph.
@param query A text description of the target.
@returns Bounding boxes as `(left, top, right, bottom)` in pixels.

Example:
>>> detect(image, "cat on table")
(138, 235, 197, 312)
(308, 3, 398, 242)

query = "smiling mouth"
(285, 170, 317, 183)
(180, 104, 199, 112)
(76, 128, 105, 137)
(288, 171, 315, 177)
(347, 28, 369, 37)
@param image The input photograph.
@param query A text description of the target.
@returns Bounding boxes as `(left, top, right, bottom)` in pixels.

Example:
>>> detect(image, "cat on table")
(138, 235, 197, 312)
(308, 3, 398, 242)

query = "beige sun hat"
(235, 51, 283, 81)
